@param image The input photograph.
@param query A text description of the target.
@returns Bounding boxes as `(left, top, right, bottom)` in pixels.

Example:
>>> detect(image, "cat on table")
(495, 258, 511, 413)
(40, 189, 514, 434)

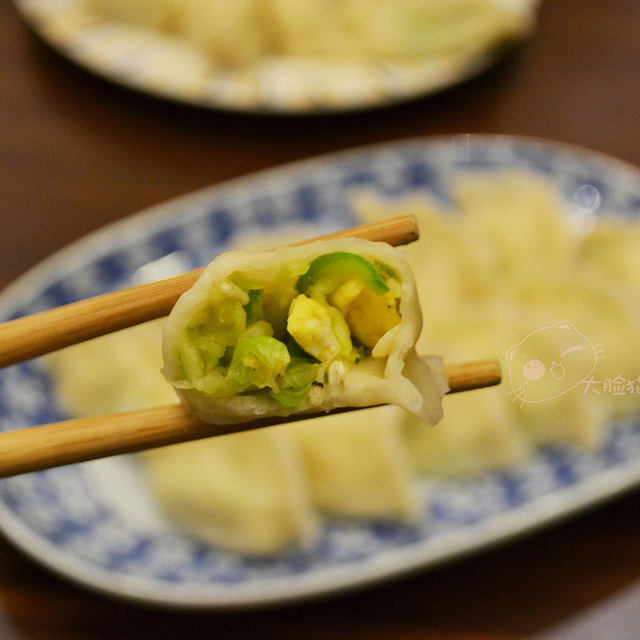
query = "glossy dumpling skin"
(162, 238, 447, 426)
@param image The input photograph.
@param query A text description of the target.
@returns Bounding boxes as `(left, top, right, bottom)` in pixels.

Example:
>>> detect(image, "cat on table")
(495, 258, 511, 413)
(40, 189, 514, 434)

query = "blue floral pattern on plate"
(0, 136, 639, 607)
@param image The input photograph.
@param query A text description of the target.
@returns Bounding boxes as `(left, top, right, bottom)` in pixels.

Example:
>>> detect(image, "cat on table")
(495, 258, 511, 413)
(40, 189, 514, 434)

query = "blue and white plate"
(1, 136, 640, 607)
(14, 0, 538, 114)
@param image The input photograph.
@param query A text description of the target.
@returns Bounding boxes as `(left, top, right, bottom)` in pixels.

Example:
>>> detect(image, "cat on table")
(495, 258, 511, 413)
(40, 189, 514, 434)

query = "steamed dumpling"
(143, 429, 318, 554)
(47, 319, 176, 416)
(405, 387, 531, 475)
(453, 170, 578, 278)
(288, 406, 419, 521)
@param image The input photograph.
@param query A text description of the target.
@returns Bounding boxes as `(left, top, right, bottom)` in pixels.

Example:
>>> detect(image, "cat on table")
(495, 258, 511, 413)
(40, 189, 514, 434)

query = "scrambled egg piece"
(344, 289, 401, 348)
(289, 277, 402, 360)
(287, 294, 342, 361)
(331, 277, 401, 348)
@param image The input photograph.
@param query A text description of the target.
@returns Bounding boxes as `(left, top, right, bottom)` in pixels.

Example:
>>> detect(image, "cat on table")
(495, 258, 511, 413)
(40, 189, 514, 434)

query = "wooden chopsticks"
(0, 360, 501, 478)
(0, 215, 501, 477)
(0, 216, 419, 369)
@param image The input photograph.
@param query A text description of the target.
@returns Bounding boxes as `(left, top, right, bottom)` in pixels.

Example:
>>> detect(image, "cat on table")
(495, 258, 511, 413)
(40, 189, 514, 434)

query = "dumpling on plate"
(452, 170, 578, 278)
(287, 406, 419, 521)
(404, 387, 531, 475)
(161, 238, 447, 426)
(506, 269, 640, 419)
(580, 216, 640, 307)
(330, 0, 534, 60)
(512, 390, 609, 450)
(407, 306, 532, 474)
(47, 319, 176, 416)
(143, 429, 318, 554)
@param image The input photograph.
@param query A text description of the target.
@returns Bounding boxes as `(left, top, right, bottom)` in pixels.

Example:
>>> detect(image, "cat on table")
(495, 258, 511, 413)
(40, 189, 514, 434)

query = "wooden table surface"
(1, 1, 640, 638)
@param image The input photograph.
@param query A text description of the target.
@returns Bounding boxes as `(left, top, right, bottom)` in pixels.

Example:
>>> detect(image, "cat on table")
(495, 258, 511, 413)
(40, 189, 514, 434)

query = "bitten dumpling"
(161, 238, 447, 425)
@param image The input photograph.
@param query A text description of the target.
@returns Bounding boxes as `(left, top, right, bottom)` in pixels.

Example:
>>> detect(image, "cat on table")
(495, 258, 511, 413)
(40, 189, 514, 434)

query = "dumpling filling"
(173, 252, 402, 408)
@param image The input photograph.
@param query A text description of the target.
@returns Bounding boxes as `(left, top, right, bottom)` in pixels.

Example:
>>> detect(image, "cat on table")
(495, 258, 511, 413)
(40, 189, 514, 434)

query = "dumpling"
(406, 305, 532, 473)
(143, 429, 318, 554)
(405, 387, 531, 475)
(506, 269, 640, 419)
(161, 238, 447, 426)
(453, 170, 578, 278)
(580, 216, 640, 302)
(47, 319, 176, 417)
(287, 406, 419, 521)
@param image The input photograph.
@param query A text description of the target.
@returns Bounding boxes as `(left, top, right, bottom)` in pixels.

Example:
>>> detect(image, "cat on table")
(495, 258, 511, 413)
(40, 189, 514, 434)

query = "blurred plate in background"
(14, 0, 538, 114)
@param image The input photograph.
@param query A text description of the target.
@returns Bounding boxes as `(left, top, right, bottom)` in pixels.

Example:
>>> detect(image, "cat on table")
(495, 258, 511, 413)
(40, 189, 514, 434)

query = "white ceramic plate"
(1, 136, 640, 608)
(14, 0, 538, 114)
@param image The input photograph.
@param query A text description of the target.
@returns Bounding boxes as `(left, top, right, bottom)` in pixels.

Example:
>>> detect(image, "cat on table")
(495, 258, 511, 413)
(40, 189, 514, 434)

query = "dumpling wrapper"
(162, 238, 447, 426)
(143, 429, 318, 555)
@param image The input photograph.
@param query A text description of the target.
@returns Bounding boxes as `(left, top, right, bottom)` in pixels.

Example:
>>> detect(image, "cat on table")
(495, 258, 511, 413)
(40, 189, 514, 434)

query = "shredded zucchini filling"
(176, 252, 402, 406)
